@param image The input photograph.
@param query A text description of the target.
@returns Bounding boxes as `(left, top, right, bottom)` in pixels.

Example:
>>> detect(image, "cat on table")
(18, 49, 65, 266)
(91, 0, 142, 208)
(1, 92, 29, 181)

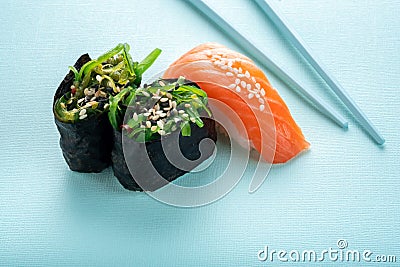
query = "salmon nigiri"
(164, 43, 309, 163)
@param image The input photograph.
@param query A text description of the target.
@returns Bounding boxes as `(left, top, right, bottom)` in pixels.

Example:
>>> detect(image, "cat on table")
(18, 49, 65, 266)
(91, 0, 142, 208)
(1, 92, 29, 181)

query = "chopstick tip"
(377, 137, 385, 146)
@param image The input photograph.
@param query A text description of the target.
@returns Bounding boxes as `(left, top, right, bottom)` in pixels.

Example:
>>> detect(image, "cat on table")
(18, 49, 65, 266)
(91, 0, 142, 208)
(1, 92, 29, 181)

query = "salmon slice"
(164, 43, 309, 163)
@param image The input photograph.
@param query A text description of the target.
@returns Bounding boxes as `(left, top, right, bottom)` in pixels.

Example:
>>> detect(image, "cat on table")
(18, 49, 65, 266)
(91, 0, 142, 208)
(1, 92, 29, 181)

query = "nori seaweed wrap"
(53, 43, 161, 172)
(53, 53, 113, 172)
(111, 77, 217, 191)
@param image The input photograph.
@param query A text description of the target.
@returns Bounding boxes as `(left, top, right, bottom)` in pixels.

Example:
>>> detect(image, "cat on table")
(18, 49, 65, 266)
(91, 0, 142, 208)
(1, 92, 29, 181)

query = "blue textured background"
(1, 0, 399, 266)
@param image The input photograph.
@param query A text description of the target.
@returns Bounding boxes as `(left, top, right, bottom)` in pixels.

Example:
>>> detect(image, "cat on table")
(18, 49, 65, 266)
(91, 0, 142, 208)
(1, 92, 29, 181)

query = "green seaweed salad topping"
(122, 77, 211, 142)
(54, 43, 161, 124)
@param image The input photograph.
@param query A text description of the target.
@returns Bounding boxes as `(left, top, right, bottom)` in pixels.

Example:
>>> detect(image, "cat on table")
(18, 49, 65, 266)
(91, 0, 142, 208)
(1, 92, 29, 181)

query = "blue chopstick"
(254, 0, 385, 145)
(185, 0, 348, 129)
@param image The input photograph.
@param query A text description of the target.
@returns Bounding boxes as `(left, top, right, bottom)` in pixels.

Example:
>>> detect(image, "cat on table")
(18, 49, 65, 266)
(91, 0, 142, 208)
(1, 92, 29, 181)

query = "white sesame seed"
(78, 98, 85, 104)
(232, 68, 239, 74)
(228, 84, 236, 89)
(152, 115, 159, 120)
(79, 114, 88, 120)
(221, 65, 228, 70)
(142, 91, 150, 97)
(159, 80, 166, 86)
(166, 93, 173, 99)
(155, 110, 163, 115)
(146, 121, 151, 128)
(184, 103, 191, 108)
(238, 67, 243, 73)
(140, 125, 146, 129)
(235, 78, 240, 85)
(205, 50, 212, 56)
(172, 101, 177, 109)
(256, 94, 260, 98)
(255, 83, 261, 90)
(178, 110, 185, 114)
(90, 96, 96, 101)
(246, 84, 251, 91)
(260, 89, 266, 96)
(220, 60, 226, 65)
(157, 120, 164, 129)
(79, 109, 86, 116)
(227, 61, 233, 67)
(241, 81, 247, 88)
(174, 118, 181, 123)
(260, 105, 265, 111)
(248, 93, 254, 99)
(182, 113, 189, 118)
(226, 72, 234, 77)
(96, 75, 102, 82)
(259, 98, 265, 104)
(214, 60, 221, 65)
(160, 98, 168, 102)
(133, 113, 138, 121)
(190, 117, 196, 123)
(99, 91, 107, 98)
(144, 112, 151, 117)
(60, 103, 66, 109)
(238, 74, 245, 78)
(252, 77, 257, 83)
(151, 125, 158, 131)
(236, 86, 241, 93)
(104, 103, 110, 109)
(245, 71, 250, 78)
(158, 130, 166, 135)
(159, 113, 166, 117)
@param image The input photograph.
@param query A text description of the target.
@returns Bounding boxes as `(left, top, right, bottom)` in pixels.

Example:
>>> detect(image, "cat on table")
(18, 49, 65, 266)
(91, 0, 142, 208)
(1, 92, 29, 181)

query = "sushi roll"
(164, 43, 309, 163)
(111, 77, 217, 191)
(53, 43, 161, 172)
